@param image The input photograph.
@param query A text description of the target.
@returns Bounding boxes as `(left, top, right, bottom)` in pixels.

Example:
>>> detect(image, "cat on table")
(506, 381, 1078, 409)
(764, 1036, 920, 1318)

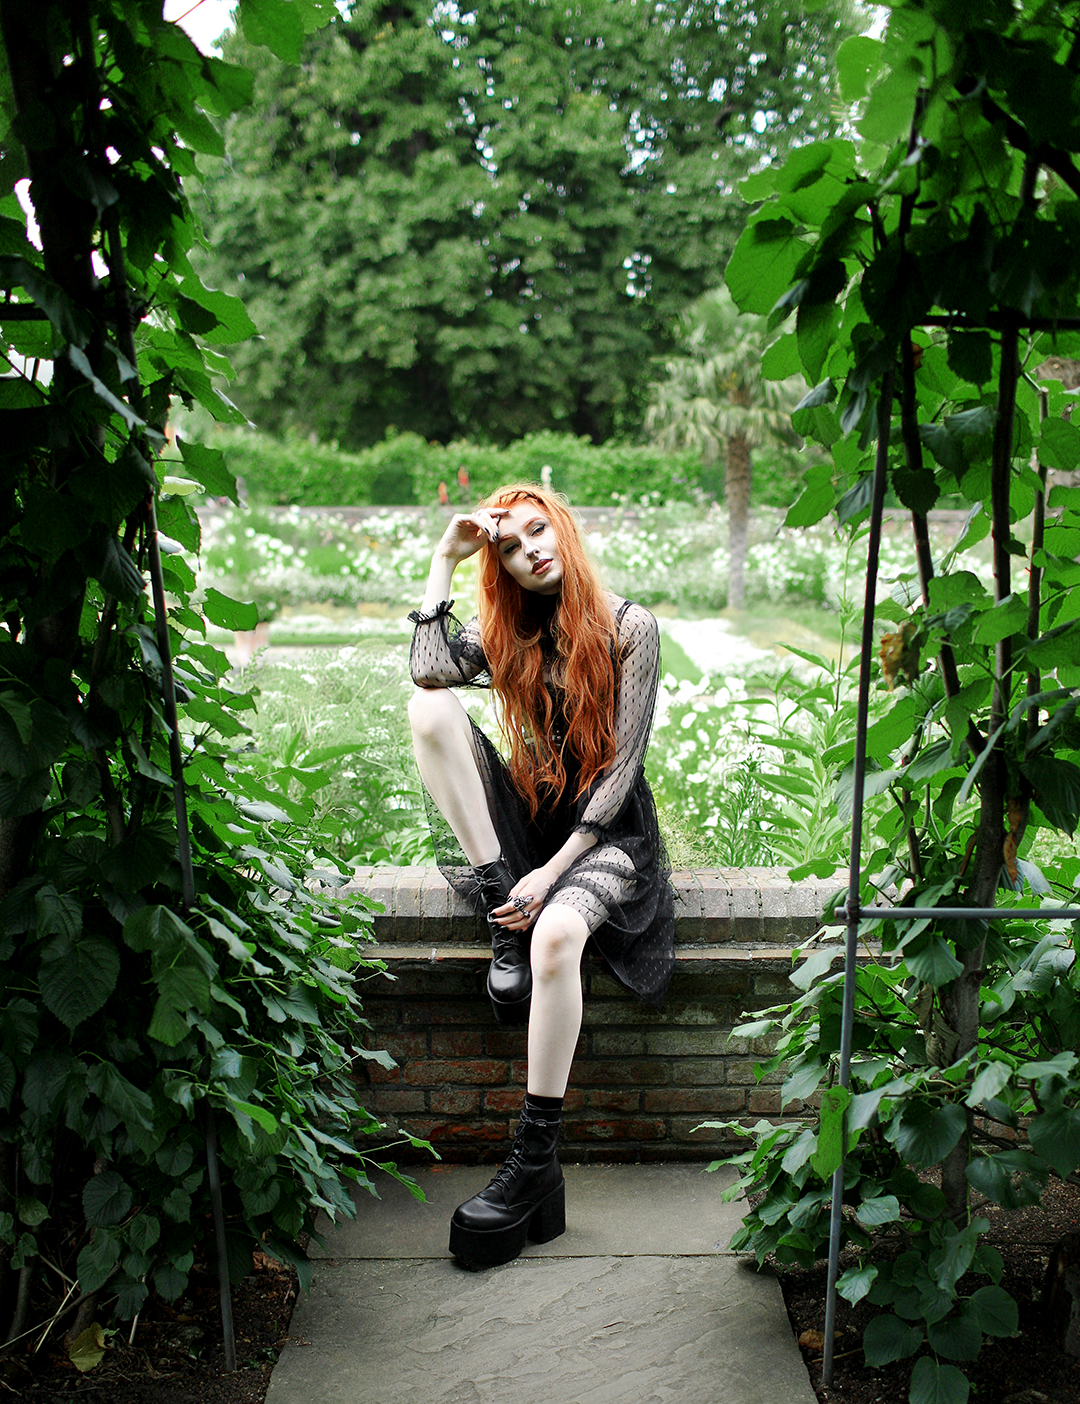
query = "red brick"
(430, 1031, 484, 1058)
(483, 1089, 527, 1114)
(748, 1090, 782, 1114)
(725, 1061, 757, 1086)
(357, 1061, 402, 1086)
(430, 1089, 481, 1115)
(590, 1032, 646, 1057)
(403, 1059, 509, 1086)
(367, 1089, 426, 1114)
(401, 1001, 488, 1026)
(644, 1030, 726, 1057)
(642, 1089, 722, 1114)
(671, 1116, 733, 1143)
(402, 1119, 507, 1142)
(510, 1060, 528, 1085)
(377, 1032, 428, 1061)
(564, 1117, 666, 1141)
(585, 1090, 641, 1113)
(581, 1060, 668, 1086)
(486, 1029, 528, 1056)
(675, 1059, 729, 1086)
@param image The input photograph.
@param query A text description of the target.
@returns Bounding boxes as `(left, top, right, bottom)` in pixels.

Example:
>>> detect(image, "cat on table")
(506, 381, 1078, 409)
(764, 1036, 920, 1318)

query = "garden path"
(264, 1163, 815, 1404)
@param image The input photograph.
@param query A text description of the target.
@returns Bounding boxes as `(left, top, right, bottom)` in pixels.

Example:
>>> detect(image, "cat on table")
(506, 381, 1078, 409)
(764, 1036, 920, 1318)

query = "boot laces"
(489, 1121, 530, 1192)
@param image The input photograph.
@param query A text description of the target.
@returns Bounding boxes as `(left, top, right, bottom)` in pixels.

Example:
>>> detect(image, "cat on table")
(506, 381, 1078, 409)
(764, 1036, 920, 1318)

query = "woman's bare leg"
(408, 686, 501, 865)
(526, 904, 590, 1097)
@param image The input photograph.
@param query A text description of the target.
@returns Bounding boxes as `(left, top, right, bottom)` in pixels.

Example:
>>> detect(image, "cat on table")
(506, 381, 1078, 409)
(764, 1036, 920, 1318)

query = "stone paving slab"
(266, 1165, 816, 1404)
(266, 1255, 814, 1404)
(312, 1163, 744, 1260)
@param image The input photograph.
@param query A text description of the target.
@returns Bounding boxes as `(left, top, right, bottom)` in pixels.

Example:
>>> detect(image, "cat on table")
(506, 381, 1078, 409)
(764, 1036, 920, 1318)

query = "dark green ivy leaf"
(38, 937, 121, 1030)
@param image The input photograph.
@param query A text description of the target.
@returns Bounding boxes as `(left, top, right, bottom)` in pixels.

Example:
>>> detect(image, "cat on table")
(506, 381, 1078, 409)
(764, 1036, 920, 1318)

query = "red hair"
(476, 484, 618, 819)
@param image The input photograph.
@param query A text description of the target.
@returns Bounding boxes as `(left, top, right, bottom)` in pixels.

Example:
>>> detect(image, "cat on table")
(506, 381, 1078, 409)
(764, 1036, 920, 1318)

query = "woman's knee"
(531, 908, 588, 984)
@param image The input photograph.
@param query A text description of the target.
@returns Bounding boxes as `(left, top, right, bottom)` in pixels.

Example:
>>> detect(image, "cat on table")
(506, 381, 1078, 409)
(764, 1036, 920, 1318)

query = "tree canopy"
(194, 0, 855, 447)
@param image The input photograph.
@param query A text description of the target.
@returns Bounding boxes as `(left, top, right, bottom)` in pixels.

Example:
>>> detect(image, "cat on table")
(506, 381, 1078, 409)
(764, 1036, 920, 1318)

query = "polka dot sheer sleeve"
(408, 601, 490, 687)
(572, 602, 660, 836)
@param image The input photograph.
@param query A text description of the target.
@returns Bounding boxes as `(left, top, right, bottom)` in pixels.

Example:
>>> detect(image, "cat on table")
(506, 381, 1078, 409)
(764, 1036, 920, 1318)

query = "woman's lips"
(532, 559, 552, 575)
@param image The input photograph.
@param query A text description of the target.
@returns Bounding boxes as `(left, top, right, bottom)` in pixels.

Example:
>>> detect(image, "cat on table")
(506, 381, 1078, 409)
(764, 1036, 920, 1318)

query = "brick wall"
(347, 866, 841, 1164)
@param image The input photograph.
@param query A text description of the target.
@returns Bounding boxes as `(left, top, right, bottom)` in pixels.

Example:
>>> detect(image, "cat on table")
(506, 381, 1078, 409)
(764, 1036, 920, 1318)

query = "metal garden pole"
(821, 373, 894, 1387)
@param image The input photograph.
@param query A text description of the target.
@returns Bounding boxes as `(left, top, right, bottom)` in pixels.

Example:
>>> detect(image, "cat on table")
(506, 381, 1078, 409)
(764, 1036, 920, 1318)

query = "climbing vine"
(713, 3, 1080, 1402)
(0, 0, 419, 1361)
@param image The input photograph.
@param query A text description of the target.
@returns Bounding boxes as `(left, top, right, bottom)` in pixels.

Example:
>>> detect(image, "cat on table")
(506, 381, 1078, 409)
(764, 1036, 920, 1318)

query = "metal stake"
(822, 376, 894, 1387)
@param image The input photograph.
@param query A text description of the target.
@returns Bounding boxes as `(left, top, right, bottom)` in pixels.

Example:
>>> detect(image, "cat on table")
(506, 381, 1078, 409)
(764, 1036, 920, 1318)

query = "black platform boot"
(449, 1102, 565, 1269)
(472, 857, 531, 1025)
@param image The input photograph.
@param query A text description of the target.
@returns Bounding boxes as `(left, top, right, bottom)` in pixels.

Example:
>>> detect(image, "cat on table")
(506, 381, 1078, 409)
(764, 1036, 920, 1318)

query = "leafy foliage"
(192, 0, 856, 447)
(0, 0, 422, 1350)
(710, 2, 1080, 1401)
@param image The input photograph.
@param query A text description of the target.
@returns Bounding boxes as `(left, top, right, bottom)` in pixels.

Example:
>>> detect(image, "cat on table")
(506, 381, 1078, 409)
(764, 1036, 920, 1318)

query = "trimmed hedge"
(214, 429, 710, 507)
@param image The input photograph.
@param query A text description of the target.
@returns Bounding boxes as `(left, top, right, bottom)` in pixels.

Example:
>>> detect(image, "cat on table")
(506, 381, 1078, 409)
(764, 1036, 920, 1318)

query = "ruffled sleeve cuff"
(408, 599, 455, 625)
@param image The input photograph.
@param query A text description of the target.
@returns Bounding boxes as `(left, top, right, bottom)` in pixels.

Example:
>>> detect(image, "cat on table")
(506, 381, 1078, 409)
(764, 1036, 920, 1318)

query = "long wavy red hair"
(476, 484, 618, 819)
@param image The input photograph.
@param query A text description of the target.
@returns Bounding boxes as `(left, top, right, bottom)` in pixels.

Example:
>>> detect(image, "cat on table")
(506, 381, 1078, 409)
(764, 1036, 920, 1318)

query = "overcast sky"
(162, 0, 235, 53)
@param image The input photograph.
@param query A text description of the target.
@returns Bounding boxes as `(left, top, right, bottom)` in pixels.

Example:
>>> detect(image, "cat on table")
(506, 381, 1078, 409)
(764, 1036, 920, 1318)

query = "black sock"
(525, 1092, 563, 1116)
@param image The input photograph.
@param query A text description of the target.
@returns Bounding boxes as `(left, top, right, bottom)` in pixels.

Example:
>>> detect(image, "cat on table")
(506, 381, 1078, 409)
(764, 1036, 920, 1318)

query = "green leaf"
(239, 0, 306, 63)
(0, 255, 92, 346)
(855, 1194, 900, 1227)
(83, 1169, 133, 1228)
(893, 1102, 967, 1167)
(965, 1284, 1018, 1338)
(124, 905, 193, 956)
(229, 1098, 279, 1134)
(862, 1312, 923, 1366)
(178, 439, 240, 504)
(966, 1061, 1012, 1108)
(903, 934, 964, 988)
(971, 593, 1028, 646)
(785, 462, 835, 528)
(837, 1263, 878, 1304)
(903, 740, 955, 788)
(725, 217, 805, 316)
(811, 1085, 851, 1179)
(87, 1062, 156, 1133)
(1028, 1106, 1080, 1177)
(76, 1231, 120, 1294)
(947, 331, 993, 387)
(837, 35, 885, 102)
(1020, 755, 1080, 834)
(927, 1313, 983, 1363)
(202, 587, 259, 632)
(39, 938, 120, 1030)
(1039, 416, 1080, 471)
(909, 1355, 970, 1404)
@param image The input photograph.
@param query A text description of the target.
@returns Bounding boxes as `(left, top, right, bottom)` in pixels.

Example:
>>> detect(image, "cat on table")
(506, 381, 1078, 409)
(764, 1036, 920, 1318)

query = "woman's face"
(493, 500, 563, 595)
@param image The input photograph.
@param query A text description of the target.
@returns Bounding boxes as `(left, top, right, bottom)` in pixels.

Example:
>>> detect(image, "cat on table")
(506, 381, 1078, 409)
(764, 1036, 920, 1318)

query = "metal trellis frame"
(818, 370, 1080, 1387)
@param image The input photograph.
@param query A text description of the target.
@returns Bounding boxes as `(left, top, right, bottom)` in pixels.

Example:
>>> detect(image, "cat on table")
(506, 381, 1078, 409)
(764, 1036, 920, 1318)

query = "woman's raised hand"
(436, 509, 507, 567)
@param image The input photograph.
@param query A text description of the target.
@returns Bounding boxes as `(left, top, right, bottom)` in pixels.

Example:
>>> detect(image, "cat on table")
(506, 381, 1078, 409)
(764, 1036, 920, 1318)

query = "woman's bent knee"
(531, 908, 588, 984)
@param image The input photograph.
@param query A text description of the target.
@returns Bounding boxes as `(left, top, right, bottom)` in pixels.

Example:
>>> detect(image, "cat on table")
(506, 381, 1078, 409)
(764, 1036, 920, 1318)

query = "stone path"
(265, 1163, 816, 1404)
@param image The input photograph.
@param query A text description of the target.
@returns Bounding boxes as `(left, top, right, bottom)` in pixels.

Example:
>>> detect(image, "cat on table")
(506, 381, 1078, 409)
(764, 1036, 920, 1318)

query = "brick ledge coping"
(343, 864, 843, 944)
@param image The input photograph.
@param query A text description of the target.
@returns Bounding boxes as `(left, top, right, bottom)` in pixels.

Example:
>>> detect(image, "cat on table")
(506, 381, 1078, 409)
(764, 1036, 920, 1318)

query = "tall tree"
(194, 0, 855, 447)
(645, 287, 801, 608)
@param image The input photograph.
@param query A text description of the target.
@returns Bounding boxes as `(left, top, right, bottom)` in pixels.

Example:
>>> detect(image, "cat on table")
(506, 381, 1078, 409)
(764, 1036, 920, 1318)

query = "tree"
(192, 0, 855, 447)
(645, 286, 802, 608)
(712, 2, 1080, 1400)
(0, 0, 416, 1360)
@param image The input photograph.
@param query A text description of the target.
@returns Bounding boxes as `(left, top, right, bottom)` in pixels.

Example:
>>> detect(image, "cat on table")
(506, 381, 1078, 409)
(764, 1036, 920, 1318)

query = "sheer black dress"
(409, 593, 674, 1008)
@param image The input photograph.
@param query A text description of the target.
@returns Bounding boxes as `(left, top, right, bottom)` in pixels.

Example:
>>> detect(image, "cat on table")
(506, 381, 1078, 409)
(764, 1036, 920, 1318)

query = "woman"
(408, 484, 674, 1269)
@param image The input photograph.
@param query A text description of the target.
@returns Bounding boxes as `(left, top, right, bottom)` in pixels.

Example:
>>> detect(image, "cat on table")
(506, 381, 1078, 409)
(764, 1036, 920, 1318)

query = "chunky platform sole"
(449, 1180, 566, 1269)
(487, 979, 531, 1025)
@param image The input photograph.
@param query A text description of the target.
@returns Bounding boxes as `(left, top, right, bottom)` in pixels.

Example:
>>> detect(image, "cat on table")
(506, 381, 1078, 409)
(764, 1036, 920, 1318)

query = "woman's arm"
(409, 510, 504, 687)
(493, 829, 599, 930)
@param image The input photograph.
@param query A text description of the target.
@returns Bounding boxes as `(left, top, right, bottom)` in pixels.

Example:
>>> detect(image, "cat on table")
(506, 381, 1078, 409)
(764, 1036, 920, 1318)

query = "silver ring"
(511, 894, 533, 913)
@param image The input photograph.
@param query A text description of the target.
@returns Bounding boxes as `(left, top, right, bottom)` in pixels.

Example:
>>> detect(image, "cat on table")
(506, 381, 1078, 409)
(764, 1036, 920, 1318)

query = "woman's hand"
(492, 865, 557, 930)
(435, 509, 507, 568)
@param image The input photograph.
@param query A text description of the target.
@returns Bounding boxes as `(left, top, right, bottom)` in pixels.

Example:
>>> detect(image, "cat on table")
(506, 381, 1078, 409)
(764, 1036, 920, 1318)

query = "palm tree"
(646, 287, 802, 610)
